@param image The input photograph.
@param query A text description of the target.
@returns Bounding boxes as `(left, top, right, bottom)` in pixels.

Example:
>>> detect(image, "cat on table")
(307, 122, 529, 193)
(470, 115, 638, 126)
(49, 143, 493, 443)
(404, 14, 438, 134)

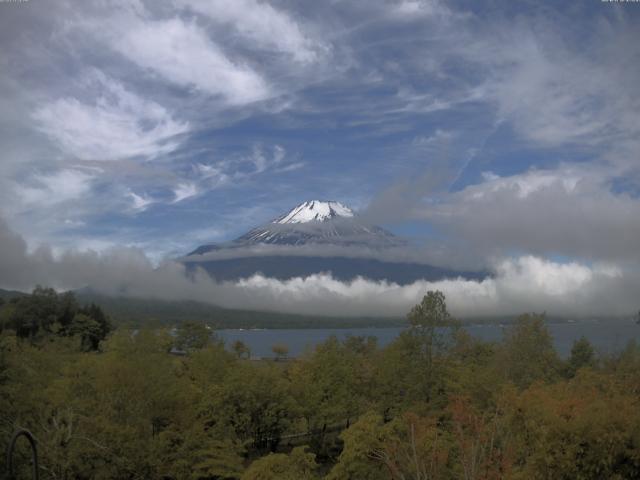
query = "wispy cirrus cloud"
(16, 168, 97, 209)
(193, 144, 302, 188)
(1, 0, 639, 281)
(449, 13, 640, 166)
(172, 182, 200, 203)
(176, 0, 326, 64)
(389, 0, 466, 24)
(32, 70, 189, 161)
(128, 190, 155, 212)
(109, 17, 270, 105)
(116, 143, 300, 214)
(250, 144, 286, 174)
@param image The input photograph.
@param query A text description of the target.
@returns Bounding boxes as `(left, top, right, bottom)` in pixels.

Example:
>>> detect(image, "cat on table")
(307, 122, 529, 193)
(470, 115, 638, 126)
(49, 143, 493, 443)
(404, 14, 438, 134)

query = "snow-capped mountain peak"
(275, 200, 354, 224)
(188, 199, 404, 253)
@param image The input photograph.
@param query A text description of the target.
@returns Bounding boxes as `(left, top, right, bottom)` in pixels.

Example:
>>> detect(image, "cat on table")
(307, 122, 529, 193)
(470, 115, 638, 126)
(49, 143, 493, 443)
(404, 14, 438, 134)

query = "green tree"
(566, 336, 596, 378)
(202, 364, 295, 451)
(290, 336, 370, 455)
(77, 302, 112, 348)
(57, 291, 79, 333)
(343, 335, 378, 356)
(504, 376, 640, 479)
(0, 297, 5, 333)
(499, 313, 560, 389)
(69, 313, 103, 352)
(406, 290, 459, 366)
(5, 288, 110, 350)
(232, 339, 251, 359)
(331, 411, 452, 480)
(376, 291, 459, 410)
(175, 321, 211, 352)
(155, 423, 245, 480)
(602, 340, 640, 394)
(83, 332, 195, 477)
(186, 342, 236, 390)
(447, 329, 503, 410)
(242, 447, 319, 480)
(9, 286, 59, 340)
(327, 411, 388, 480)
(272, 343, 289, 361)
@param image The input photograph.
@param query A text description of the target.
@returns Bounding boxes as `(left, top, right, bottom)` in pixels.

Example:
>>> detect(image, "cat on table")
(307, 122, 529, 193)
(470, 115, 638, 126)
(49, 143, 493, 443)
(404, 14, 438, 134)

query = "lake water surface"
(218, 320, 640, 359)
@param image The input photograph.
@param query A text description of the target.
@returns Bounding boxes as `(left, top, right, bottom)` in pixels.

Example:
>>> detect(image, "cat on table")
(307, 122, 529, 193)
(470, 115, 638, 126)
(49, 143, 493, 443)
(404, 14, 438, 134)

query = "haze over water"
(219, 320, 640, 359)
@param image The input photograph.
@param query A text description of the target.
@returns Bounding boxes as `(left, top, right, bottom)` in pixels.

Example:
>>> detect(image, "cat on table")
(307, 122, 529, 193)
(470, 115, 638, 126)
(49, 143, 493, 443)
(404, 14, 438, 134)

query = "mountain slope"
(0, 288, 28, 301)
(274, 200, 353, 223)
(183, 255, 486, 284)
(74, 290, 403, 328)
(189, 200, 405, 255)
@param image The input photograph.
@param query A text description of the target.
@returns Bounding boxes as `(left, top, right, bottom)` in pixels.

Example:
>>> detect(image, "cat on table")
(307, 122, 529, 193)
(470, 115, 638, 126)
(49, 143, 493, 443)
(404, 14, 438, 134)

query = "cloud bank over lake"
(1, 218, 635, 318)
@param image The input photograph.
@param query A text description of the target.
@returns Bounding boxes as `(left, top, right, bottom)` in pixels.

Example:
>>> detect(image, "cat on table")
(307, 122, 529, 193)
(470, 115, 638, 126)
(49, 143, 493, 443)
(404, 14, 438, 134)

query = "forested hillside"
(74, 290, 404, 329)
(2, 291, 640, 479)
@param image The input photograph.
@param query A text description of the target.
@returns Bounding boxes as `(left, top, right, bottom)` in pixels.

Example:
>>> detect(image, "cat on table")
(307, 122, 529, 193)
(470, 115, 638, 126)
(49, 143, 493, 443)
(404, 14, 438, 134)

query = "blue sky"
(0, 0, 639, 267)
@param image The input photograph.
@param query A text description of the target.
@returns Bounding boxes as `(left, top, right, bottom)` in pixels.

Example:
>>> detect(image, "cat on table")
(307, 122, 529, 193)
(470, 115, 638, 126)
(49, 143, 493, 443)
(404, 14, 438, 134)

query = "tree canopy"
(1, 289, 637, 479)
(4, 287, 111, 350)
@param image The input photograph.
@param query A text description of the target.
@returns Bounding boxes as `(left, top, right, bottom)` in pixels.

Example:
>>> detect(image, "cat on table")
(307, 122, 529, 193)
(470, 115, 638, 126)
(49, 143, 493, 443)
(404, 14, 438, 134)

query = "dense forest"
(2, 289, 640, 479)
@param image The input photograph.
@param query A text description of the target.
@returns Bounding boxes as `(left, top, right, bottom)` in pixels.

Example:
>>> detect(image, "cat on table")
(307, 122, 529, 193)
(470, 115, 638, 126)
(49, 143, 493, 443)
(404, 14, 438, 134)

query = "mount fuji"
(181, 200, 485, 284)
(190, 201, 405, 253)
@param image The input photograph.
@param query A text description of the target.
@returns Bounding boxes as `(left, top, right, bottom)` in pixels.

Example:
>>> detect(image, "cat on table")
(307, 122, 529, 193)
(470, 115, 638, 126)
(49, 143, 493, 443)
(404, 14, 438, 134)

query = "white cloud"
(128, 191, 154, 211)
(194, 144, 299, 189)
(412, 129, 454, 148)
(424, 167, 640, 264)
(111, 17, 270, 105)
(177, 0, 324, 64)
(63, 219, 86, 227)
(273, 144, 286, 164)
(277, 162, 305, 173)
(458, 18, 640, 153)
(1, 214, 636, 318)
(227, 255, 628, 317)
(195, 163, 231, 187)
(172, 182, 199, 203)
(247, 144, 291, 175)
(391, 0, 454, 20)
(469, 169, 580, 200)
(3, 0, 639, 270)
(17, 169, 96, 207)
(33, 71, 188, 161)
